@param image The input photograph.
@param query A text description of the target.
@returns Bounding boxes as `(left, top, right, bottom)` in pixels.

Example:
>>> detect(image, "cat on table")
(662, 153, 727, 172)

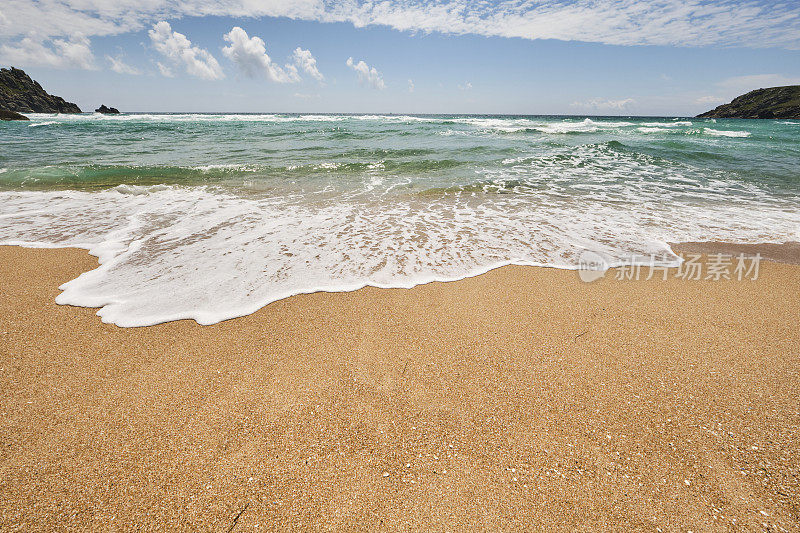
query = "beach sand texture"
(1, 245, 798, 530)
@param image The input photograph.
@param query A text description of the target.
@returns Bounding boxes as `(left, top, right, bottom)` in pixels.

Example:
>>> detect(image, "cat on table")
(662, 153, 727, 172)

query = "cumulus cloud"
(292, 47, 324, 81)
(571, 98, 635, 111)
(407, 79, 414, 92)
(106, 54, 139, 74)
(148, 21, 223, 80)
(346, 57, 385, 89)
(0, 34, 96, 69)
(458, 81, 472, 91)
(1, 1, 800, 50)
(156, 61, 174, 77)
(222, 26, 301, 83)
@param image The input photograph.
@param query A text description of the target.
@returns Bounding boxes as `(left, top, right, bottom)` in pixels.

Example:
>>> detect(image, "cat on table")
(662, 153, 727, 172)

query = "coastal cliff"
(0, 67, 81, 113)
(697, 85, 800, 119)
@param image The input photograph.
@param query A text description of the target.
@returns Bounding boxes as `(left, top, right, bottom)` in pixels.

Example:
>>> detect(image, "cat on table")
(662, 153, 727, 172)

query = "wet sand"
(672, 241, 800, 265)
(0, 244, 798, 531)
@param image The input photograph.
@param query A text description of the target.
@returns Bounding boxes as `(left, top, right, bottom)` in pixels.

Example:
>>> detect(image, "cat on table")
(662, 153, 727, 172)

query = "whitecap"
(641, 121, 691, 127)
(703, 128, 751, 138)
(194, 164, 259, 172)
(534, 118, 599, 134)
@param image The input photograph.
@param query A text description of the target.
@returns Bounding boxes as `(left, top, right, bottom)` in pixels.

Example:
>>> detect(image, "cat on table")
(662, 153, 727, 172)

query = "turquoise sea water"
(1, 113, 798, 326)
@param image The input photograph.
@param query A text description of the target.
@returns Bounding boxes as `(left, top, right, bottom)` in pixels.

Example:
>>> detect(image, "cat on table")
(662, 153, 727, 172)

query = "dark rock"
(0, 108, 29, 120)
(95, 104, 120, 114)
(0, 66, 81, 113)
(697, 85, 800, 119)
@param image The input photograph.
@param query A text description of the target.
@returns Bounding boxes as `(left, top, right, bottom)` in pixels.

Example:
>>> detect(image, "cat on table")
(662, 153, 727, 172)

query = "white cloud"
(0, 34, 96, 69)
(56, 35, 96, 69)
(458, 81, 472, 91)
(2, 1, 800, 50)
(156, 61, 174, 77)
(346, 57, 385, 90)
(571, 98, 635, 111)
(148, 21, 223, 80)
(696, 74, 800, 107)
(222, 26, 300, 83)
(106, 54, 139, 74)
(293, 92, 320, 99)
(717, 74, 800, 93)
(292, 47, 324, 81)
(407, 79, 414, 93)
(695, 95, 724, 105)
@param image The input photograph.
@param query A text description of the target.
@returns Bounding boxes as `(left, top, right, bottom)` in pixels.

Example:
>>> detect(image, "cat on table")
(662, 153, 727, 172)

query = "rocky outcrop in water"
(697, 86, 800, 119)
(0, 67, 81, 113)
(0, 109, 29, 120)
(95, 104, 120, 114)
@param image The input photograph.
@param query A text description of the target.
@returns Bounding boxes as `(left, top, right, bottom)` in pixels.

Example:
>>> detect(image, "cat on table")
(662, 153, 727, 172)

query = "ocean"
(1, 113, 798, 326)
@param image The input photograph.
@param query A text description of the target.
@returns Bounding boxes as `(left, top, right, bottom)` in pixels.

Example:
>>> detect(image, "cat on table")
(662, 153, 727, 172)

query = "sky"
(1, 0, 799, 115)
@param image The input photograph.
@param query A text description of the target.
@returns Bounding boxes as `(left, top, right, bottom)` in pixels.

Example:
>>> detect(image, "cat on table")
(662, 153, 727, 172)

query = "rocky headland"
(697, 86, 800, 119)
(0, 67, 82, 114)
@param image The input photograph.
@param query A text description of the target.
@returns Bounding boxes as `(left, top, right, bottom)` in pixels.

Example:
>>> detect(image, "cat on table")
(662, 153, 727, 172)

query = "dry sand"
(1, 244, 799, 531)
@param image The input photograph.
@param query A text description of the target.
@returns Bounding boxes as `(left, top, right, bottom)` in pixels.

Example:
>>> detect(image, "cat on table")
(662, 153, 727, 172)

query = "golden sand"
(0, 244, 798, 530)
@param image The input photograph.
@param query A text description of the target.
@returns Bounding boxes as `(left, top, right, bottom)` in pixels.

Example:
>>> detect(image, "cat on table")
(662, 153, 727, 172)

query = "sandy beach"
(1, 244, 798, 531)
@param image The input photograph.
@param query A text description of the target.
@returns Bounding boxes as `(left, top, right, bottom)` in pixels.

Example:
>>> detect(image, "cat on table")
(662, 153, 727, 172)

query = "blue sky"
(1, 1, 799, 115)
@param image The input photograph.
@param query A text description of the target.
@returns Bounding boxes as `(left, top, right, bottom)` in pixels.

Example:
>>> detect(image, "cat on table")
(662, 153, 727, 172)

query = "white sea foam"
(641, 121, 692, 127)
(24, 112, 291, 123)
(533, 119, 599, 134)
(703, 128, 751, 138)
(461, 118, 608, 134)
(1, 141, 797, 327)
(194, 163, 260, 172)
(3, 115, 795, 327)
(112, 184, 172, 195)
(18, 113, 636, 135)
(435, 118, 610, 135)
(28, 120, 60, 127)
